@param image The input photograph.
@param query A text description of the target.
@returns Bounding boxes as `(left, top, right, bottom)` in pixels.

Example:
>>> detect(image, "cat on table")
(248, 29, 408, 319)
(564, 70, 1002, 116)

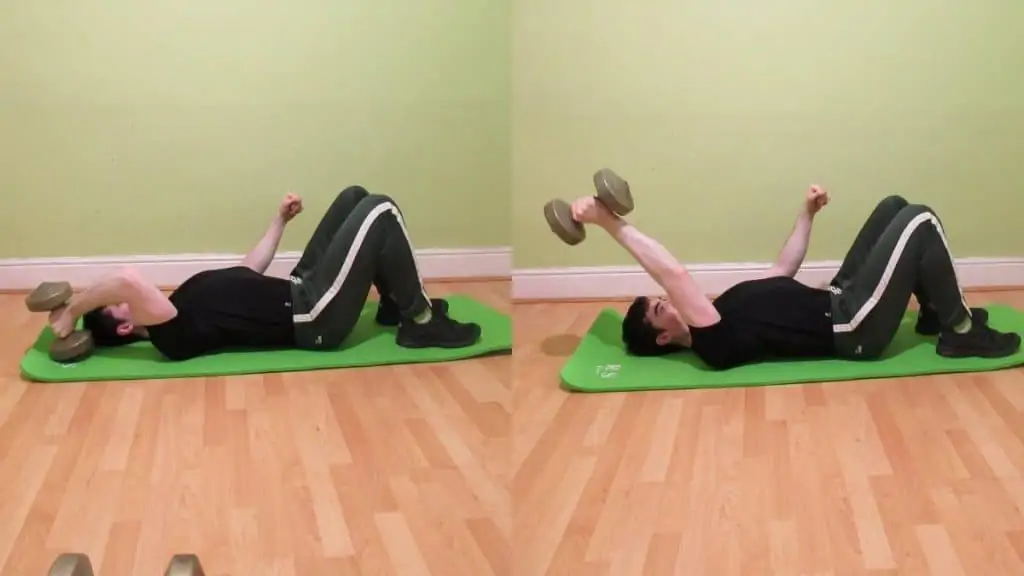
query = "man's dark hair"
(621, 296, 685, 356)
(82, 308, 145, 347)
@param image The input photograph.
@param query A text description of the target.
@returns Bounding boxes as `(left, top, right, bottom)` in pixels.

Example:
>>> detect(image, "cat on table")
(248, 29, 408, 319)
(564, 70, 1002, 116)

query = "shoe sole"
(396, 338, 480, 349)
(396, 327, 482, 349)
(936, 342, 1021, 359)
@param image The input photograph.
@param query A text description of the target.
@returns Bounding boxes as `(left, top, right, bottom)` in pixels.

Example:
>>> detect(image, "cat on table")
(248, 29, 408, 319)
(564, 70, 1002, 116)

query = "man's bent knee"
(337, 185, 370, 203)
(367, 192, 397, 205)
(359, 192, 404, 215)
(878, 195, 909, 211)
(898, 203, 938, 221)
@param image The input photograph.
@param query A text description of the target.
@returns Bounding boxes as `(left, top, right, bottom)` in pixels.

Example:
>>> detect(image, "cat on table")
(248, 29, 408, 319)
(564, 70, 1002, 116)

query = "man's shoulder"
(147, 312, 211, 361)
(689, 319, 756, 370)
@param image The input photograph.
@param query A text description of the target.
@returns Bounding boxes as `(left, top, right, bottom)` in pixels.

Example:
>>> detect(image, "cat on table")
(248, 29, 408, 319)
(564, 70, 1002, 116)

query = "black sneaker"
(376, 298, 449, 326)
(936, 322, 1021, 359)
(396, 313, 481, 349)
(916, 307, 989, 336)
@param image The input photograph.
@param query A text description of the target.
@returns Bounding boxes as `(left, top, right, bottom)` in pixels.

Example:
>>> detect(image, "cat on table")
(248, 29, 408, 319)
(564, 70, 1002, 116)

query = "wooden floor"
(4, 283, 1024, 575)
(0, 280, 509, 576)
(514, 290, 1024, 576)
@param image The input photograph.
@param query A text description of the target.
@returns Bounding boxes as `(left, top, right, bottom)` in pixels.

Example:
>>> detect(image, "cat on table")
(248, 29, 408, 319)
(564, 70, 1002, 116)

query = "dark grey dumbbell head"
(49, 331, 95, 363)
(26, 281, 74, 312)
(164, 553, 206, 576)
(593, 168, 634, 215)
(48, 553, 94, 576)
(543, 199, 586, 245)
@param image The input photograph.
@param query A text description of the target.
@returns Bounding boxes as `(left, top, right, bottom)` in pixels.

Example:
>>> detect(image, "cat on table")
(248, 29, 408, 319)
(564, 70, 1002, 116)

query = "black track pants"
(289, 186, 430, 349)
(828, 195, 971, 359)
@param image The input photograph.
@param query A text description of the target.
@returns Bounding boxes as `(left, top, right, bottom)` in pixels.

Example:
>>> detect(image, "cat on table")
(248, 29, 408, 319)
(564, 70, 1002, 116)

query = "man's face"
(644, 296, 691, 347)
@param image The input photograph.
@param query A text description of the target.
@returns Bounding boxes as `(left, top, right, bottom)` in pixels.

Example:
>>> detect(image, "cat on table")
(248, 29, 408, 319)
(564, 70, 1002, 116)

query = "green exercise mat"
(562, 304, 1024, 393)
(21, 295, 511, 383)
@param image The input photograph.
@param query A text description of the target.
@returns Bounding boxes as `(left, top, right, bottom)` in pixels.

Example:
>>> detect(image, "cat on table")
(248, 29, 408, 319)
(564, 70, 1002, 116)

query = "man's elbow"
(115, 266, 145, 288)
(116, 267, 176, 322)
(767, 262, 798, 278)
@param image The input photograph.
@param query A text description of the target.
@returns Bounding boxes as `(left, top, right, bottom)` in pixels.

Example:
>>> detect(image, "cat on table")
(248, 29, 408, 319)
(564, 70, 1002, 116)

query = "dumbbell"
(47, 552, 207, 575)
(48, 553, 94, 576)
(25, 281, 95, 363)
(543, 168, 635, 245)
(164, 554, 206, 576)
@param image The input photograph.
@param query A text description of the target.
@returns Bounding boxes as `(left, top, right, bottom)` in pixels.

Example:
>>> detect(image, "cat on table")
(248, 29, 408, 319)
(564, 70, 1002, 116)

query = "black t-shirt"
(688, 275, 836, 370)
(147, 266, 296, 360)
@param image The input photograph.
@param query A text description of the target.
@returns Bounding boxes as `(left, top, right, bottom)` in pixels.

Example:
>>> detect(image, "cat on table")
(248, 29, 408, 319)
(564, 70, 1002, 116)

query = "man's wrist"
(598, 213, 624, 233)
(65, 294, 88, 322)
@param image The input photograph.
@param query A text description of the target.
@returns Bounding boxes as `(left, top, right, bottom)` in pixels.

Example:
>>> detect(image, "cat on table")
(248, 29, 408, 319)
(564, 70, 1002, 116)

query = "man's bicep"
(662, 271, 721, 327)
(123, 272, 178, 326)
(761, 263, 795, 279)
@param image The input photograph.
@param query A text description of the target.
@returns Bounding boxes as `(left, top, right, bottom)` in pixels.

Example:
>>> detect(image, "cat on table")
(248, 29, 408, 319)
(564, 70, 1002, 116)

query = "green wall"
(0, 0, 509, 258)
(512, 1, 1024, 268)
(4, 2, 1023, 267)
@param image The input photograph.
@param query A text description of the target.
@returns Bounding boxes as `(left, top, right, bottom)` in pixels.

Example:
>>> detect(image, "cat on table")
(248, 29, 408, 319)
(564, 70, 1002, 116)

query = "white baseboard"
(512, 257, 1024, 300)
(0, 247, 512, 291)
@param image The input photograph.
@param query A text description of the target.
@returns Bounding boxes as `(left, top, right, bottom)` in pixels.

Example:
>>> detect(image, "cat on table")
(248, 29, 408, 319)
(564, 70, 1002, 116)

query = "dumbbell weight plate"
(50, 330, 95, 363)
(48, 553, 95, 576)
(543, 199, 586, 246)
(164, 553, 207, 576)
(26, 281, 74, 312)
(593, 168, 634, 215)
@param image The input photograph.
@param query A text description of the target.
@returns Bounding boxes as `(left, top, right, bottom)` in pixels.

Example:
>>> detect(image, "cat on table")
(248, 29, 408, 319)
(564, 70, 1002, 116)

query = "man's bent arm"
(602, 217, 721, 327)
(68, 268, 178, 326)
(242, 216, 287, 274)
(766, 211, 814, 278)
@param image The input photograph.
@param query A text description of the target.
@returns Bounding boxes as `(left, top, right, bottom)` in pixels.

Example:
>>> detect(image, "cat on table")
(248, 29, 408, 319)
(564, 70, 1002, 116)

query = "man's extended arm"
(765, 185, 829, 278)
(765, 210, 814, 278)
(241, 216, 287, 274)
(601, 216, 721, 327)
(242, 192, 303, 274)
(68, 268, 177, 326)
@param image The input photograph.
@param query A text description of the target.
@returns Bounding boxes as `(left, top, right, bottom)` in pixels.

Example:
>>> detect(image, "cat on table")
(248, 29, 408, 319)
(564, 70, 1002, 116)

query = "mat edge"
(20, 345, 513, 383)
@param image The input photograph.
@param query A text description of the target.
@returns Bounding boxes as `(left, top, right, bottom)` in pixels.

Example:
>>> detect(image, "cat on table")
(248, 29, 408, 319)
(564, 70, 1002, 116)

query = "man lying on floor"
(569, 185, 1021, 370)
(47, 187, 481, 361)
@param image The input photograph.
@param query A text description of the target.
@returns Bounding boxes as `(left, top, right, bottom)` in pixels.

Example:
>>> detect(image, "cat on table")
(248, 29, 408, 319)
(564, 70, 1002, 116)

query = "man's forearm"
(242, 216, 287, 274)
(601, 216, 718, 325)
(67, 272, 135, 319)
(602, 217, 683, 283)
(774, 211, 815, 276)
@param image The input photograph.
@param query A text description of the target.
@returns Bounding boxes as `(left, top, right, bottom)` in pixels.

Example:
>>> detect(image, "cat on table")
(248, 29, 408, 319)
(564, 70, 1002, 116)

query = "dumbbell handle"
(561, 192, 625, 226)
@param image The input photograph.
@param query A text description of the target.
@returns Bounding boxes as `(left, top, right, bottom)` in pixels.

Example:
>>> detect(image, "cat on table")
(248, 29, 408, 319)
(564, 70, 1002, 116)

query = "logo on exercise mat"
(595, 364, 620, 379)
